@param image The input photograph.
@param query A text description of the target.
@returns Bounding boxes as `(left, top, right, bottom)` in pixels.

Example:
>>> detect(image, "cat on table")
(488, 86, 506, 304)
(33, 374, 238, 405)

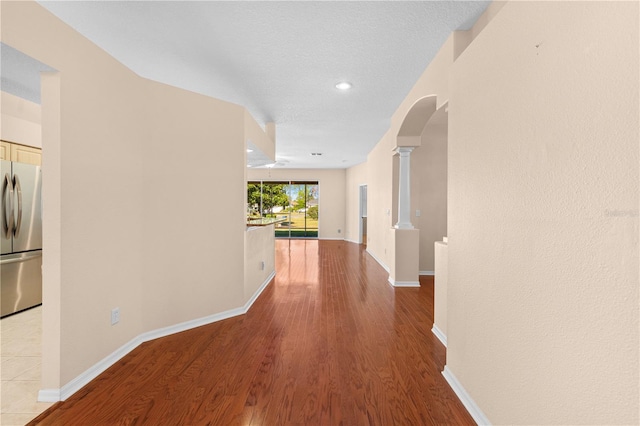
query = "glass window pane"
(247, 180, 318, 239)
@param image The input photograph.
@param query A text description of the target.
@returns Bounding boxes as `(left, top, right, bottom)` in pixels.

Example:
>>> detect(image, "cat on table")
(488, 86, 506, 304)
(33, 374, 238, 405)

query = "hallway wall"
(349, 32, 457, 273)
(447, 1, 638, 423)
(2, 1, 247, 391)
(1, 91, 41, 148)
(344, 162, 367, 244)
(363, 130, 395, 269)
(4, 1, 638, 421)
(413, 107, 447, 272)
(345, 1, 638, 423)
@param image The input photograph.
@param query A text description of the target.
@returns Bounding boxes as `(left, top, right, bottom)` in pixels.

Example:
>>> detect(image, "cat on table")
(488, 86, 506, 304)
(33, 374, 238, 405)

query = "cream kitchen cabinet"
(0, 141, 10, 161)
(0, 141, 41, 166)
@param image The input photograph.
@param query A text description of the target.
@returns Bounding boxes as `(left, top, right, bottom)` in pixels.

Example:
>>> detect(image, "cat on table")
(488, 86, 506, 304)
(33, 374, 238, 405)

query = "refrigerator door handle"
(2, 173, 13, 239)
(0, 251, 42, 265)
(13, 175, 22, 238)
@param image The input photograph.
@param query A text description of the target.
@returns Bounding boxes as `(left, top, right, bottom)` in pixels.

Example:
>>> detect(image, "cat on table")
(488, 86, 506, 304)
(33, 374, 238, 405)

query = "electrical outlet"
(111, 307, 120, 325)
(415, 209, 421, 217)
(260, 261, 265, 271)
(337, 229, 341, 234)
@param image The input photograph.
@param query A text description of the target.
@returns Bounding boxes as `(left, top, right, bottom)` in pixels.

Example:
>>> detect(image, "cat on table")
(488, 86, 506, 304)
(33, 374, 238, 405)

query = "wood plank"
(29, 240, 474, 426)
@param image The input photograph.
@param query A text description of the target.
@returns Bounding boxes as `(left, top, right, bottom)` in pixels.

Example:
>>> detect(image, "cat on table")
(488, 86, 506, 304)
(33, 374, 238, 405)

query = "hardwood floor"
(30, 240, 474, 425)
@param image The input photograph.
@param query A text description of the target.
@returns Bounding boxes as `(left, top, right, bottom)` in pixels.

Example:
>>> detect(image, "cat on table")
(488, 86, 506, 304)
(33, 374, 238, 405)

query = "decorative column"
(388, 146, 419, 288)
(395, 147, 414, 229)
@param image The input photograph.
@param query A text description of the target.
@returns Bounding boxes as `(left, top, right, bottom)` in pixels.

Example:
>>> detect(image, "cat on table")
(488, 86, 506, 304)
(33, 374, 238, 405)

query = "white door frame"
(358, 184, 367, 244)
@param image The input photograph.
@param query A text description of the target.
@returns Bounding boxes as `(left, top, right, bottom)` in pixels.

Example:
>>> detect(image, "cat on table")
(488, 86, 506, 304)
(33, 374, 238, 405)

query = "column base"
(388, 278, 420, 287)
(388, 228, 420, 287)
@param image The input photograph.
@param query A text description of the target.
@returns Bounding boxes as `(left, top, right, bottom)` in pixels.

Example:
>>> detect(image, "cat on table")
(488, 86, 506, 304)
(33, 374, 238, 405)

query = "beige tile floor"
(1, 306, 53, 425)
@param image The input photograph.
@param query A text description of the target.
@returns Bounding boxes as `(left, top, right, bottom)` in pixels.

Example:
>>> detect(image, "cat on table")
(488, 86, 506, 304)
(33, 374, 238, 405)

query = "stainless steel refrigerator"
(1, 159, 42, 318)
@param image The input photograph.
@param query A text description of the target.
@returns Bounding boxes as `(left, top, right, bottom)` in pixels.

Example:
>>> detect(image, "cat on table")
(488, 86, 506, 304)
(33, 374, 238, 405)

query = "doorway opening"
(359, 185, 367, 245)
(0, 43, 57, 417)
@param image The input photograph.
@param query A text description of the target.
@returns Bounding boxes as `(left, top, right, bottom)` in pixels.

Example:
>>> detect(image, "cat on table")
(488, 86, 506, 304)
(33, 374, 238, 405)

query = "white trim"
(139, 306, 246, 344)
(359, 184, 367, 244)
(419, 270, 434, 276)
(41, 271, 276, 402)
(243, 271, 275, 311)
(388, 278, 420, 287)
(320, 237, 345, 241)
(442, 366, 491, 426)
(366, 248, 390, 272)
(58, 333, 148, 401)
(38, 388, 61, 403)
(431, 325, 447, 347)
(344, 238, 360, 245)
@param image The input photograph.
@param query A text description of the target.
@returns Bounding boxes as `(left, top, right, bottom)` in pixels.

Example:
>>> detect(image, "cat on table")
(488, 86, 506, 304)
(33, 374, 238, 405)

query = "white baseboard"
(41, 271, 276, 403)
(243, 271, 275, 311)
(319, 237, 345, 241)
(58, 331, 148, 401)
(388, 278, 420, 287)
(344, 238, 361, 245)
(366, 248, 390, 272)
(431, 324, 447, 347)
(419, 270, 434, 276)
(37, 388, 61, 403)
(442, 366, 491, 426)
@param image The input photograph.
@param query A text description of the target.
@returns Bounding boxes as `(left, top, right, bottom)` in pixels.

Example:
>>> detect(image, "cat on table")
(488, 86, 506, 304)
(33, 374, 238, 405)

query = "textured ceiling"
(33, 1, 490, 168)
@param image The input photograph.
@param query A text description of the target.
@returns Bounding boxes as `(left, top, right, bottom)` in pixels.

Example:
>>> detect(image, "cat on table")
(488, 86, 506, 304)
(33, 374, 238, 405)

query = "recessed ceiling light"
(335, 82, 352, 90)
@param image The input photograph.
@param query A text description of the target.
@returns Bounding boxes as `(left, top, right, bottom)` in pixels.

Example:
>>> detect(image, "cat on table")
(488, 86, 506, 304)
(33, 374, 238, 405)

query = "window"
(247, 181, 319, 238)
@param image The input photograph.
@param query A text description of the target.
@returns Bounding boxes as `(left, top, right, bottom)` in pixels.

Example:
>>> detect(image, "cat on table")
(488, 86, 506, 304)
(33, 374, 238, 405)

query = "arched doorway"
(394, 94, 448, 341)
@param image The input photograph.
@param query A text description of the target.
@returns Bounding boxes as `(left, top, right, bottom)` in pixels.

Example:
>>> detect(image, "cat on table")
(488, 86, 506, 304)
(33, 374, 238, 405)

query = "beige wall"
(344, 162, 367, 244)
(345, 1, 638, 423)
(391, 33, 454, 134)
(245, 225, 275, 300)
(58, 61, 147, 386)
(247, 168, 346, 240)
(244, 109, 275, 162)
(433, 241, 447, 339)
(141, 80, 246, 332)
(413, 106, 447, 272)
(362, 130, 395, 269)
(354, 34, 455, 272)
(1, 91, 41, 147)
(40, 71, 62, 390)
(2, 1, 248, 390)
(5, 1, 638, 422)
(447, 1, 639, 424)
(388, 228, 419, 284)
(243, 113, 276, 302)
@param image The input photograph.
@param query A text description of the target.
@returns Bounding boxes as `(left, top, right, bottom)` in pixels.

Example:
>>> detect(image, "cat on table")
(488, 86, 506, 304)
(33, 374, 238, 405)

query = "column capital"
(395, 146, 415, 156)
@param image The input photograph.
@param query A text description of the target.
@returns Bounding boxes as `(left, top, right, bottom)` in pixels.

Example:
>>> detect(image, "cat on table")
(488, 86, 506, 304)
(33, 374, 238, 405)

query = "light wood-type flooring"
(30, 239, 473, 425)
